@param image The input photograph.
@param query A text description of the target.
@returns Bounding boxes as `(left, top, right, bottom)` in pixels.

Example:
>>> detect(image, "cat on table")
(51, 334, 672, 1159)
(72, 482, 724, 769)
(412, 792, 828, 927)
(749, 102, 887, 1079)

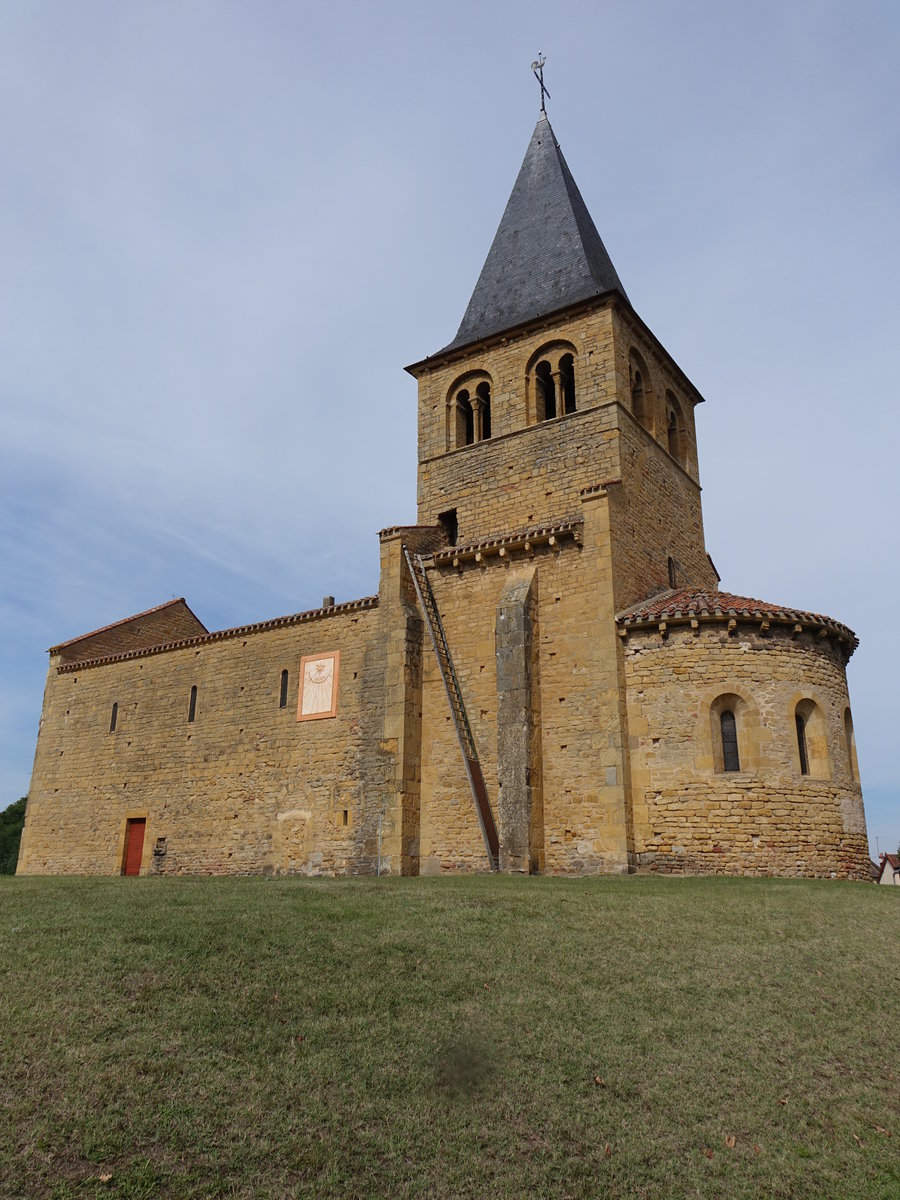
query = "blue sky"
(1, 1, 897, 859)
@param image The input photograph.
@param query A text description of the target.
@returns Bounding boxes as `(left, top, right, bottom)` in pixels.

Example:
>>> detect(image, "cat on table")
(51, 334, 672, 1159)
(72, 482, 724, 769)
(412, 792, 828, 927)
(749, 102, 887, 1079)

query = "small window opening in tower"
(631, 369, 645, 424)
(438, 508, 458, 547)
(667, 408, 679, 458)
(559, 354, 576, 414)
(188, 685, 198, 724)
(796, 712, 810, 775)
(279, 669, 289, 709)
(456, 389, 474, 446)
(109, 702, 118, 734)
(536, 360, 556, 420)
(476, 381, 492, 440)
(667, 557, 677, 589)
(720, 710, 740, 772)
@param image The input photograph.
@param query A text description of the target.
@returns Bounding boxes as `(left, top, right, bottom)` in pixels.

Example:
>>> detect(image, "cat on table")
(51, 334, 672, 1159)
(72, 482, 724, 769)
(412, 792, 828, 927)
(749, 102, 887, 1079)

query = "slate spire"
(442, 113, 627, 354)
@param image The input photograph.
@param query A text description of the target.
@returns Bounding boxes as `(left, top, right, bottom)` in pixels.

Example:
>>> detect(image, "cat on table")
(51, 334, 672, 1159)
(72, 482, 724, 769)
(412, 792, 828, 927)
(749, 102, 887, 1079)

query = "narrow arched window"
(631, 369, 645, 423)
(796, 712, 809, 775)
(667, 408, 679, 458)
(188, 685, 197, 724)
(279, 669, 289, 709)
(559, 353, 576, 414)
(536, 360, 556, 420)
(476, 380, 491, 440)
(720, 710, 740, 772)
(844, 708, 858, 782)
(109, 702, 118, 734)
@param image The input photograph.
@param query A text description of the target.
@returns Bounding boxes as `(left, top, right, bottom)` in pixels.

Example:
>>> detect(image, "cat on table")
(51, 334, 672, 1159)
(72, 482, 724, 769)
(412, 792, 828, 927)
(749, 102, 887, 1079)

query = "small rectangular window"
(188, 685, 197, 723)
(279, 669, 289, 709)
(109, 702, 118, 733)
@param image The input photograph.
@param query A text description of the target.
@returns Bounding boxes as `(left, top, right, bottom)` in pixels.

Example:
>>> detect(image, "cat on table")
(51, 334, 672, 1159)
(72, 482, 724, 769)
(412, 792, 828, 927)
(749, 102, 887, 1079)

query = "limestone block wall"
(623, 622, 869, 879)
(609, 414, 718, 609)
(417, 404, 621, 546)
(20, 601, 388, 877)
(419, 505, 629, 875)
(414, 305, 622, 542)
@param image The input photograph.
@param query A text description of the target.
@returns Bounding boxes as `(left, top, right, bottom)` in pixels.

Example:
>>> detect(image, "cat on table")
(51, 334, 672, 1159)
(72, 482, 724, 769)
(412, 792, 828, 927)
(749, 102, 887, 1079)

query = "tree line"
(0, 797, 26, 874)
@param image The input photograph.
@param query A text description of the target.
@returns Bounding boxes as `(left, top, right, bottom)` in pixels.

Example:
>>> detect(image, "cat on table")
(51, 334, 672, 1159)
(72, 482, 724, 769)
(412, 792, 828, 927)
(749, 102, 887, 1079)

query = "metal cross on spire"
(531, 53, 550, 114)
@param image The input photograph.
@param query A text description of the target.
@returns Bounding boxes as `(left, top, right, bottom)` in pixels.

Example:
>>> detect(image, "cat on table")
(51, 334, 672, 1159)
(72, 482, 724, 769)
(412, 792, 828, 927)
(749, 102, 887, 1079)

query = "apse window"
(720, 710, 740, 772)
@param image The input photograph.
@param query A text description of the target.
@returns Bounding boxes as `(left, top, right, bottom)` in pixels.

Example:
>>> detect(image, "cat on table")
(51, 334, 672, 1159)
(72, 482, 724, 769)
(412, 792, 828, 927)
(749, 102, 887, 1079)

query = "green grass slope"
(1, 875, 898, 1199)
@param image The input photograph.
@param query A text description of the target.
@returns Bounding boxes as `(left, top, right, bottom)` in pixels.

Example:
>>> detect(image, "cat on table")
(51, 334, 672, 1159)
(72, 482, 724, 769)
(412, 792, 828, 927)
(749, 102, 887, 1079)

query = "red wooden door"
(123, 819, 146, 876)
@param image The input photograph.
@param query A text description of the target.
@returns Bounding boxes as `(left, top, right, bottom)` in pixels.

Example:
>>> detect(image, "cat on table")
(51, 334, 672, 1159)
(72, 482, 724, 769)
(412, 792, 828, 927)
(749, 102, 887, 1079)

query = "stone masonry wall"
(419, 509, 629, 875)
(609, 413, 718, 610)
(20, 604, 387, 877)
(415, 305, 621, 543)
(623, 622, 869, 879)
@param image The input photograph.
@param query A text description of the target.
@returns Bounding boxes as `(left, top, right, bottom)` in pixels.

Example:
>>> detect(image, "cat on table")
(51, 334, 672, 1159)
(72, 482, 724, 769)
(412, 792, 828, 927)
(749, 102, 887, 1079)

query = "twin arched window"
(532, 347, 577, 422)
(450, 378, 492, 448)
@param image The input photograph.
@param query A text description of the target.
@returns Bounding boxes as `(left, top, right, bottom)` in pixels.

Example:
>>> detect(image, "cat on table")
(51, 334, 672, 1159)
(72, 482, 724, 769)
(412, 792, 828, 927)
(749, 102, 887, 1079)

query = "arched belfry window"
(628, 349, 653, 433)
(528, 343, 578, 424)
(448, 372, 493, 449)
(536, 360, 556, 421)
(720, 710, 740, 772)
(559, 354, 576, 414)
(666, 391, 688, 467)
(475, 381, 492, 440)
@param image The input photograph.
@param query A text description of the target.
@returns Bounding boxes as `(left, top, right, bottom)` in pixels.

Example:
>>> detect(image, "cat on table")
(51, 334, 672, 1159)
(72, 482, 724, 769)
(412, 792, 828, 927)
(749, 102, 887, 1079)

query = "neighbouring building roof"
(50, 598, 209, 666)
(877, 854, 900, 882)
(55, 596, 379, 673)
(617, 588, 858, 651)
(439, 113, 627, 355)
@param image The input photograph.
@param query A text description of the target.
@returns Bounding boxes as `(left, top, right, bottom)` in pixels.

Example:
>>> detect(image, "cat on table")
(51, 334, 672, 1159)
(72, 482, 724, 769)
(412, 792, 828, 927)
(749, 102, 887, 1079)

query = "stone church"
(18, 112, 869, 880)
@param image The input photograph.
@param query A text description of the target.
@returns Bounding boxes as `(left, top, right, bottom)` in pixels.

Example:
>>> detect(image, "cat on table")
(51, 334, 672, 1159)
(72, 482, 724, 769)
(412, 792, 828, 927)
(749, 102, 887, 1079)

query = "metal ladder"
(403, 546, 499, 870)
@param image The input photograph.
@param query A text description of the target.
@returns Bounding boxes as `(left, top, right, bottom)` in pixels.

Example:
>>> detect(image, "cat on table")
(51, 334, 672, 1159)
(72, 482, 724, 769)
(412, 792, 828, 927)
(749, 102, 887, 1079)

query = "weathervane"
(531, 53, 550, 114)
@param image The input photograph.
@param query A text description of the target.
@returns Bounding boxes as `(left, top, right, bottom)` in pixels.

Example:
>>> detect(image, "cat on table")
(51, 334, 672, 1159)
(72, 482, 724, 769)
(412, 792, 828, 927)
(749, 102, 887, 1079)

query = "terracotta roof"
(49, 598, 207, 653)
(878, 854, 900, 880)
(57, 595, 379, 673)
(617, 588, 857, 650)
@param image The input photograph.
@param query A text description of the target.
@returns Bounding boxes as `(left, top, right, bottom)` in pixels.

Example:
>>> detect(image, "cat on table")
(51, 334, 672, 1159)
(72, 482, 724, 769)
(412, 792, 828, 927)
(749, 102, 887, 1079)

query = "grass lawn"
(1, 874, 898, 1199)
